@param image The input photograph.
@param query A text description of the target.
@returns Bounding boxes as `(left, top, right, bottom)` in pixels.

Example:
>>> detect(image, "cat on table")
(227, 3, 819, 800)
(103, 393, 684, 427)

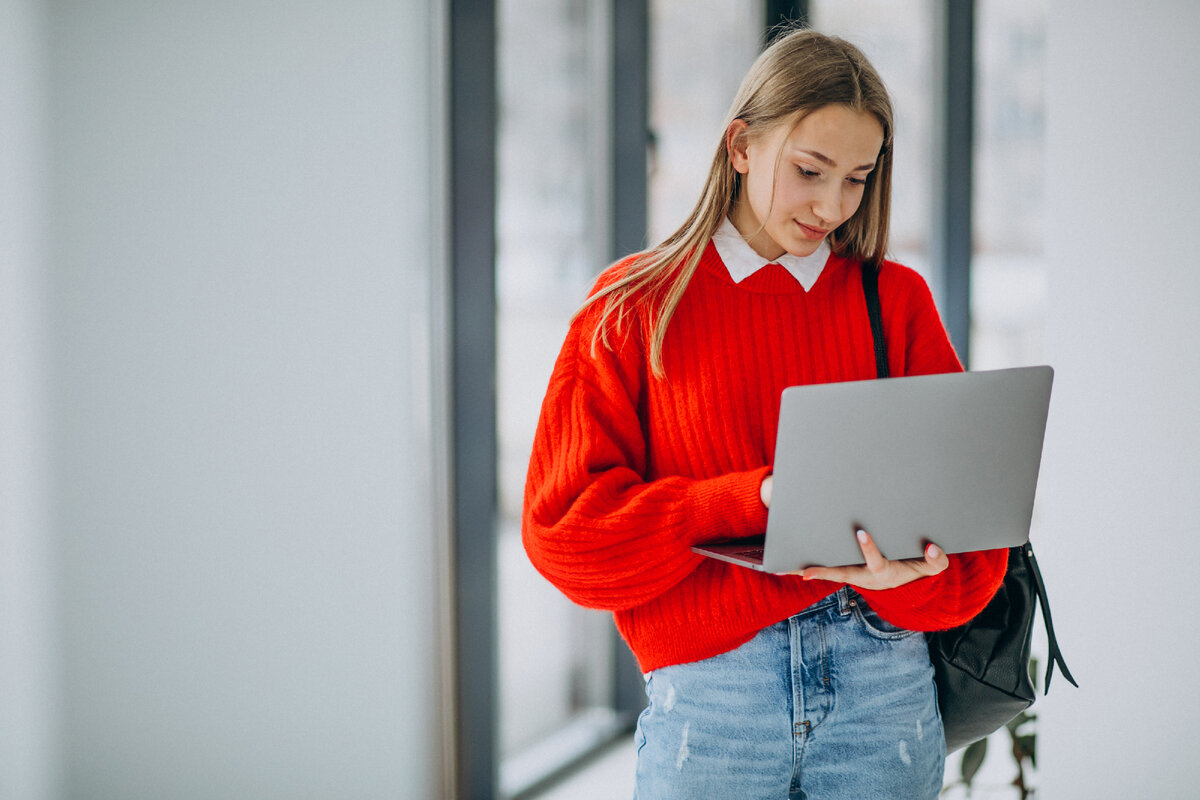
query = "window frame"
(448, 1, 650, 798)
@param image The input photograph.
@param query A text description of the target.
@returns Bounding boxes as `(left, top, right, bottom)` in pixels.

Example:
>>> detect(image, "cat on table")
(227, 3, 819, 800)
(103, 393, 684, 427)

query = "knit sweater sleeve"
(521, 280, 770, 612)
(853, 263, 1009, 630)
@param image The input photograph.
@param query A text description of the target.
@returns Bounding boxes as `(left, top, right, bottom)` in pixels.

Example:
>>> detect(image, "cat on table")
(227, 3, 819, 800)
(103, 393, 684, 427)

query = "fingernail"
(926, 544, 941, 559)
(856, 529, 868, 543)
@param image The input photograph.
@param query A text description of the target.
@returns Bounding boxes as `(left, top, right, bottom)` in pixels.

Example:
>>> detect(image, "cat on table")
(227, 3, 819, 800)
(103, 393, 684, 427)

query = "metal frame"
(449, 0, 498, 798)
(766, 0, 810, 34)
(608, 0, 652, 724)
(938, 0, 975, 365)
(610, 0, 650, 262)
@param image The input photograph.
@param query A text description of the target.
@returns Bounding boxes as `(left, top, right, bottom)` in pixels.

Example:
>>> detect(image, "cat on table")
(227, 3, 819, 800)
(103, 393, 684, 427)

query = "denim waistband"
(792, 586, 854, 619)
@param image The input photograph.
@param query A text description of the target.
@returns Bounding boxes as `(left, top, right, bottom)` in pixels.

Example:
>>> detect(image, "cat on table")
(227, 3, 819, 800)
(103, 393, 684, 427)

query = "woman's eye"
(846, 176, 868, 186)
(797, 166, 820, 178)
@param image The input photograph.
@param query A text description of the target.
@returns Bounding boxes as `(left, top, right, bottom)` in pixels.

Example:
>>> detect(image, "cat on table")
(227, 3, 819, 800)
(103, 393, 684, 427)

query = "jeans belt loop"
(837, 586, 855, 616)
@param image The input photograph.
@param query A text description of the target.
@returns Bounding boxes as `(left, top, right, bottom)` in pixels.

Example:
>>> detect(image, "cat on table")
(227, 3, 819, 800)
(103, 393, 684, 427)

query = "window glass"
(648, 1, 760, 245)
(971, 0, 1048, 369)
(495, 0, 615, 773)
(967, 3, 1052, 786)
(810, 1, 940, 289)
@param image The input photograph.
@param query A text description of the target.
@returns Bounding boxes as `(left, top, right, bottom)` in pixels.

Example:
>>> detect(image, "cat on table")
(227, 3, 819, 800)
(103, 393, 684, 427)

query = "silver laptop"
(691, 366, 1053, 573)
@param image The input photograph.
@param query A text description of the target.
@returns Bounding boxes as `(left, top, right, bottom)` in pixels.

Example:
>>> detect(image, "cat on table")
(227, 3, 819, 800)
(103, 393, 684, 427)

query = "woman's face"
(728, 104, 884, 261)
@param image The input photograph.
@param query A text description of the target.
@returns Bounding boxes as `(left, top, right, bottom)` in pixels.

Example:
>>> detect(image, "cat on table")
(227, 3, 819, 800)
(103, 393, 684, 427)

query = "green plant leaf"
(1022, 734, 1038, 768)
(1006, 710, 1035, 734)
(962, 738, 987, 785)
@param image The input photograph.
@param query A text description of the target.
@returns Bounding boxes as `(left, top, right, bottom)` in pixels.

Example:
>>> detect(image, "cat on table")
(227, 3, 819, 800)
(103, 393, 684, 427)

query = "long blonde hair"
(582, 28, 895, 377)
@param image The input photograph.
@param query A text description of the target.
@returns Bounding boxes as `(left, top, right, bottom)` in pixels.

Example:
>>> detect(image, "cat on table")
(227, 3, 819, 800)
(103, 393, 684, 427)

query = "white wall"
(1, 1, 57, 797)
(6, 1, 449, 797)
(1040, 2, 1200, 793)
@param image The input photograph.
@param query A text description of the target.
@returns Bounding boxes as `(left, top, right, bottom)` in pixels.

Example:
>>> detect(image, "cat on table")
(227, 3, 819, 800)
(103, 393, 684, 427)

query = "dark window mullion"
(766, 0, 810, 35)
(940, 0, 975, 365)
(610, 0, 652, 721)
(610, 0, 650, 262)
(450, 0, 498, 797)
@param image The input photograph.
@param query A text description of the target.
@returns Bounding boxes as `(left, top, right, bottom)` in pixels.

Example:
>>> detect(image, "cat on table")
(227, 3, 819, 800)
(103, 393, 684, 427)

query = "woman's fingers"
(855, 529, 887, 573)
(793, 531, 949, 589)
(919, 542, 949, 574)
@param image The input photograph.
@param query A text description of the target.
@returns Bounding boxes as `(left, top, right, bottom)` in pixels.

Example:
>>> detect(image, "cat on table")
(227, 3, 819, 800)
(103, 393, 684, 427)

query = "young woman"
(522, 28, 1007, 799)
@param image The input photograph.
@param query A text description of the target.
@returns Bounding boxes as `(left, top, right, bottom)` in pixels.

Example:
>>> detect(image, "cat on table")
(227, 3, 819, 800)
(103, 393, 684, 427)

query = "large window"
(494, 1, 626, 796)
(462, 3, 1050, 797)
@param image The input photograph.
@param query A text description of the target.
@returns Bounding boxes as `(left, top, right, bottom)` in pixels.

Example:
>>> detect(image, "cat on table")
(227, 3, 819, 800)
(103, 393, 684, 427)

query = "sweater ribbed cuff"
(683, 466, 772, 545)
(857, 548, 1006, 632)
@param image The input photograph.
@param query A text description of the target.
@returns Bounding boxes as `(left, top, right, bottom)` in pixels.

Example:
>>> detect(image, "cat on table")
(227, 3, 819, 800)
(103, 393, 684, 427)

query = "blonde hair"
(582, 28, 895, 377)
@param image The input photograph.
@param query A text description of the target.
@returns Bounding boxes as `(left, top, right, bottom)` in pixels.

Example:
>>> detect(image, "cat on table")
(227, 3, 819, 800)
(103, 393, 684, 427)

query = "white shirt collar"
(711, 216, 830, 291)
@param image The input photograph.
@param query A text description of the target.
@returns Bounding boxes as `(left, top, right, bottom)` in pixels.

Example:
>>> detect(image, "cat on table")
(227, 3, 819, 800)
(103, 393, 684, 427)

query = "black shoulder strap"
(860, 262, 889, 379)
(1022, 543, 1080, 691)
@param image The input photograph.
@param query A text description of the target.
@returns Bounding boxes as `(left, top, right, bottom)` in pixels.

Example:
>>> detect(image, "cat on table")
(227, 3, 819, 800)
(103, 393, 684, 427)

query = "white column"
(1040, 1, 1200, 793)
(44, 1, 449, 796)
(0, 1, 57, 797)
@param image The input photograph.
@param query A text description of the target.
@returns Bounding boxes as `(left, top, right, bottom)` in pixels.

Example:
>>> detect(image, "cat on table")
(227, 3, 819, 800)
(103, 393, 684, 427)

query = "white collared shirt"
(711, 216, 831, 291)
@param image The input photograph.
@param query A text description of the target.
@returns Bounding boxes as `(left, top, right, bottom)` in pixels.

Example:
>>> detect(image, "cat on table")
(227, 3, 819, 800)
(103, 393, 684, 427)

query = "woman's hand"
(791, 529, 949, 590)
(760, 475, 773, 508)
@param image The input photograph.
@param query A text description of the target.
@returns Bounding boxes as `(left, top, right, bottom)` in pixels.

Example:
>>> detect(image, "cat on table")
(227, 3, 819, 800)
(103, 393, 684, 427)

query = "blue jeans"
(633, 588, 945, 799)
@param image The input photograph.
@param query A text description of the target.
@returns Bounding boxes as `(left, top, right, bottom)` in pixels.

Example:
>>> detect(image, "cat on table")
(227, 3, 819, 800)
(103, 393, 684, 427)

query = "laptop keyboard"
(730, 546, 765, 559)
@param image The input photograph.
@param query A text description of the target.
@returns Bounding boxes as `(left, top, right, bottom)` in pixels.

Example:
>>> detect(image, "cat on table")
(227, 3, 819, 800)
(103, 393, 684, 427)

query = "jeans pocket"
(851, 599, 918, 641)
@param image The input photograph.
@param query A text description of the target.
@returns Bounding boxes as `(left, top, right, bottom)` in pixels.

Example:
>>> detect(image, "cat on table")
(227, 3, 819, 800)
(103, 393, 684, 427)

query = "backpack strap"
(860, 262, 889, 379)
(1022, 543, 1080, 691)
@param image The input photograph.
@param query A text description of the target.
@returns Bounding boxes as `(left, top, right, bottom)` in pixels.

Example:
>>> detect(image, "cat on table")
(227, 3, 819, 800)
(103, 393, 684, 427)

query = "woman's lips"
(797, 222, 831, 240)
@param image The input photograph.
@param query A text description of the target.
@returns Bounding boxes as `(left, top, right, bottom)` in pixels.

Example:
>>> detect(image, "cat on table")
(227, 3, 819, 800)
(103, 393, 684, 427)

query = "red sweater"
(522, 242, 1007, 673)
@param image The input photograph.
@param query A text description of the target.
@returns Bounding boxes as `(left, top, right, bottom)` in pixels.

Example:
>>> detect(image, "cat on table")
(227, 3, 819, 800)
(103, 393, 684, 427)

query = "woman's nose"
(811, 181, 842, 224)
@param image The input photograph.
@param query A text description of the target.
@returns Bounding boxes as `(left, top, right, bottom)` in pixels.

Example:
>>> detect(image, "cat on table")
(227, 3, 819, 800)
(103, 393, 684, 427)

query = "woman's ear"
(727, 119, 751, 174)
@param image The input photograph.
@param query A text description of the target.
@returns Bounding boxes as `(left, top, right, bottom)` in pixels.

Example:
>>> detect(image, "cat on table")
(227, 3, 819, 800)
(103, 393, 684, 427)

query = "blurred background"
(2, 1, 1197, 798)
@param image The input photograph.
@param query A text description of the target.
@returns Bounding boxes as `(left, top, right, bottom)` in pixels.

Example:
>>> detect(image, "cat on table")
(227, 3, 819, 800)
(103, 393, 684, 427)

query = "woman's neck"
(728, 200, 785, 261)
